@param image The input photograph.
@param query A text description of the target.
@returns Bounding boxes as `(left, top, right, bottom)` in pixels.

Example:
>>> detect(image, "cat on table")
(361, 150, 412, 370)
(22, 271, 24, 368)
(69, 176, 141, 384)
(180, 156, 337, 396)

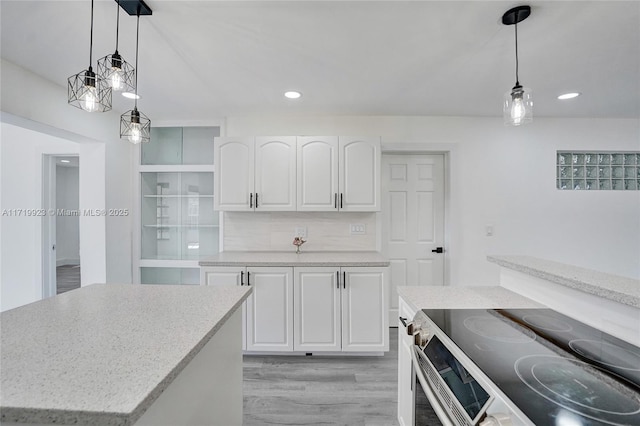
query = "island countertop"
(398, 285, 543, 313)
(487, 255, 640, 308)
(0, 283, 252, 426)
(199, 251, 390, 267)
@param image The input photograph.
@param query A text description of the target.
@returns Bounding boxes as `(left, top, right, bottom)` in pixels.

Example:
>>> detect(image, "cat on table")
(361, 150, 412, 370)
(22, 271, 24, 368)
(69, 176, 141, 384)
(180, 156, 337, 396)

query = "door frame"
(42, 155, 57, 298)
(379, 143, 457, 289)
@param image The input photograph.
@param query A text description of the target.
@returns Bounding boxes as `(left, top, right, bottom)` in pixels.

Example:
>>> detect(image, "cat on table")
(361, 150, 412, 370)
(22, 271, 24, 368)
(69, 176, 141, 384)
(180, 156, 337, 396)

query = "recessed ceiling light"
(60, 159, 70, 163)
(284, 91, 302, 99)
(558, 92, 581, 100)
(122, 92, 141, 100)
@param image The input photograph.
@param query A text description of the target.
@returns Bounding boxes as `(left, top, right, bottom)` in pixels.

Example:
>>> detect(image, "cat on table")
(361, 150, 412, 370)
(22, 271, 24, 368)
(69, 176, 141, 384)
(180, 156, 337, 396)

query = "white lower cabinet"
(246, 267, 294, 351)
(202, 265, 387, 353)
(294, 266, 388, 352)
(201, 266, 294, 352)
(397, 296, 416, 426)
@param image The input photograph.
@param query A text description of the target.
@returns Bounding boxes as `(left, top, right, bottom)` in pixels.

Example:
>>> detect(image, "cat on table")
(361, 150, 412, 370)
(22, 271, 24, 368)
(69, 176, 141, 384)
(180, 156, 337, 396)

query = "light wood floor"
(56, 265, 80, 294)
(243, 331, 399, 426)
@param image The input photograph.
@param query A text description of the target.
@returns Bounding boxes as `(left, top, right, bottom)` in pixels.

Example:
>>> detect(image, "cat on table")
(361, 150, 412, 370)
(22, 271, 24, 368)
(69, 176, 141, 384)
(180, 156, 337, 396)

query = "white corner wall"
(1, 58, 134, 311)
(225, 115, 640, 284)
(0, 123, 106, 310)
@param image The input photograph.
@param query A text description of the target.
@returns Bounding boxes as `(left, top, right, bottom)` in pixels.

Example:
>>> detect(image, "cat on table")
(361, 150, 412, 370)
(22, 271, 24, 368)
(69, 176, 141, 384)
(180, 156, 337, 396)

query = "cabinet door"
(255, 137, 296, 211)
(200, 266, 248, 350)
(339, 137, 381, 211)
(214, 137, 254, 211)
(294, 267, 341, 352)
(297, 136, 339, 211)
(341, 267, 388, 352)
(246, 267, 294, 351)
(397, 297, 416, 426)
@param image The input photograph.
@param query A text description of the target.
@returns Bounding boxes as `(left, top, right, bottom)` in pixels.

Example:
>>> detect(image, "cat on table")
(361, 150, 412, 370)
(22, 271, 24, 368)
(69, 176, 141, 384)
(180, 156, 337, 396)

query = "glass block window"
(557, 152, 640, 190)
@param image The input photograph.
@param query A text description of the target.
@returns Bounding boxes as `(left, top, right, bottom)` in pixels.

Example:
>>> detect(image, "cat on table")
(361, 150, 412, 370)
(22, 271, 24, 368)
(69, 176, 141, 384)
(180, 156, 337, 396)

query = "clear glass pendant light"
(502, 6, 533, 126)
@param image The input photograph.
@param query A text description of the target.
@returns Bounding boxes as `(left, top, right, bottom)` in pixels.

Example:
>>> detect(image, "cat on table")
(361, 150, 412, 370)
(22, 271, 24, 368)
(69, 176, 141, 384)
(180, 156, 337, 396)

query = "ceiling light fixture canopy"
(98, 0, 135, 92)
(502, 5, 533, 126)
(120, 4, 151, 144)
(68, 0, 112, 112)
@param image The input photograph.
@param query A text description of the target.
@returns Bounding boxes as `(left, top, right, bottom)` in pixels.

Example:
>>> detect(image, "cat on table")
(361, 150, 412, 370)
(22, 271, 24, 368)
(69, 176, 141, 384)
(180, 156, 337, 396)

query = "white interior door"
(382, 154, 445, 321)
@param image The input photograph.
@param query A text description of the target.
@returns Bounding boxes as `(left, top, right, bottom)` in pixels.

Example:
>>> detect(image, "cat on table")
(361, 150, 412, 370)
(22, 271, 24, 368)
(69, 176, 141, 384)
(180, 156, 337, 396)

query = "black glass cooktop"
(421, 308, 640, 425)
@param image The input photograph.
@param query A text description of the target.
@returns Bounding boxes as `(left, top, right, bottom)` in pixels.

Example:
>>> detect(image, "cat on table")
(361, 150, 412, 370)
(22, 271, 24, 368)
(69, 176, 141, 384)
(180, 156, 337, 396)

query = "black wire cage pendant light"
(68, 0, 112, 112)
(502, 5, 533, 126)
(120, 9, 150, 144)
(98, 0, 135, 92)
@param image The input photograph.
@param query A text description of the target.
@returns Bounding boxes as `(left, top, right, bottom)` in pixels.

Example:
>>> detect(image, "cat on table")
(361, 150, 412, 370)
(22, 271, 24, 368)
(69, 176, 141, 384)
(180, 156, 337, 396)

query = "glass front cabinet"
(137, 126, 220, 285)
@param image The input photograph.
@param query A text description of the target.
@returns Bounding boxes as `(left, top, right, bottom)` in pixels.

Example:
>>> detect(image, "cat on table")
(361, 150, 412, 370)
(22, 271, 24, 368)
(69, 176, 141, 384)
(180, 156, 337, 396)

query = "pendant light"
(502, 5, 533, 126)
(68, 0, 112, 112)
(120, 9, 150, 144)
(98, 0, 135, 92)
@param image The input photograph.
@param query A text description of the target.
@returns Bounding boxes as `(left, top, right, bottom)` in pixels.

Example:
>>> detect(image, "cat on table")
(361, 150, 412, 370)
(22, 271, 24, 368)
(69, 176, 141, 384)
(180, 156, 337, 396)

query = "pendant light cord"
(89, 0, 94, 67)
(134, 11, 140, 108)
(514, 16, 520, 86)
(115, 0, 120, 51)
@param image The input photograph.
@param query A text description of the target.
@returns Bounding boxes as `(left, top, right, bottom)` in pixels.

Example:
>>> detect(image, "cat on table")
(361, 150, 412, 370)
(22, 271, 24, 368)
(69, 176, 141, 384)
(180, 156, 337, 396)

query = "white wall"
(56, 164, 80, 265)
(225, 115, 640, 284)
(0, 123, 107, 311)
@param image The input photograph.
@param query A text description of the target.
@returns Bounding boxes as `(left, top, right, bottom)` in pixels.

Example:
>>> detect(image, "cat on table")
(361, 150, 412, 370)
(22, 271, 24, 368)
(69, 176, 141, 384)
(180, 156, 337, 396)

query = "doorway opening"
(43, 155, 81, 296)
(55, 156, 80, 294)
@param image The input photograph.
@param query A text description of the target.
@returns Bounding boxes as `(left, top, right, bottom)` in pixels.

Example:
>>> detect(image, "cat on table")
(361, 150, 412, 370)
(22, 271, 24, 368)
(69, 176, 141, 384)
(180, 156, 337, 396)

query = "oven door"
(411, 346, 451, 426)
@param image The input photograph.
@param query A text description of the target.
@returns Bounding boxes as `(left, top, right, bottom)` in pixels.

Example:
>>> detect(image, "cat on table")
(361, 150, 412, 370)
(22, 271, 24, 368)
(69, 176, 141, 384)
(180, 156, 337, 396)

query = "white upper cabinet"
(296, 137, 339, 211)
(255, 137, 297, 211)
(218, 135, 380, 212)
(214, 137, 254, 211)
(215, 137, 296, 211)
(339, 137, 381, 212)
(297, 136, 380, 212)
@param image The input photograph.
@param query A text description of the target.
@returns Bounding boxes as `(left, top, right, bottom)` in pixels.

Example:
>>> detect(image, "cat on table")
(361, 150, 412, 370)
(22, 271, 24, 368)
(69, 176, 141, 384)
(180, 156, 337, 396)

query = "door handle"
(255, 193, 259, 208)
(247, 271, 251, 286)
(250, 193, 253, 208)
(240, 271, 244, 286)
(399, 316, 409, 327)
(334, 193, 338, 209)
(431, 247, 444, 253)
(340, 193, 343, 209)
(336, 271, 340, 289)
(343, 271, 346, 289)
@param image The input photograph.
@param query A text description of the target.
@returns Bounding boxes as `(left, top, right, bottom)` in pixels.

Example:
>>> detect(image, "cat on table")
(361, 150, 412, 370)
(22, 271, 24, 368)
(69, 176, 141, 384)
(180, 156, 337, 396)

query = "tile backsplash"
(223, 212, 377, 252)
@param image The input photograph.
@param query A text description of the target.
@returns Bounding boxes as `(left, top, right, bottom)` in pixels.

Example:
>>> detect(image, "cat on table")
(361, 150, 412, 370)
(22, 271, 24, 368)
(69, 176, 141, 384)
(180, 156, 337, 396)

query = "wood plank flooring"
(56, 265, 80, 294)
(243, 331, 399, 426)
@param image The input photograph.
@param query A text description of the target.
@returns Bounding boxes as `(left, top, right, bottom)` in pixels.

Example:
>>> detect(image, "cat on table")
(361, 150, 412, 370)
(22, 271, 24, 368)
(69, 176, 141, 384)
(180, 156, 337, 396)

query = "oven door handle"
(411, 346, 455, 426)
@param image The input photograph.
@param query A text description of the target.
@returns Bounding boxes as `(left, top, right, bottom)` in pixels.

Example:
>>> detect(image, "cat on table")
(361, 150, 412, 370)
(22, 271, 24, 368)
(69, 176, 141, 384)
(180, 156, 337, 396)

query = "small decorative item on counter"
(293, 237, 306, 254)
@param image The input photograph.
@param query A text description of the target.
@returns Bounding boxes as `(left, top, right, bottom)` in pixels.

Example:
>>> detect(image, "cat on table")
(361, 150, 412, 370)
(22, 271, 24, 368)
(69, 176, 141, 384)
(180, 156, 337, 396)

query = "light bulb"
(80, 85, 99, 112)
(128, 122, 142, 144)
(110, 68, 124, 91)
(510, 96, 526, 125)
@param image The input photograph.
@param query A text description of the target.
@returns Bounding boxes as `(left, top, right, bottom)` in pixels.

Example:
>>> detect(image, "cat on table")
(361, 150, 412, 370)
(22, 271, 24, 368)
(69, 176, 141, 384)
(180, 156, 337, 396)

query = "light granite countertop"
(199, 251, 390, 267)
(0, 283, 252, 426)
(488, 255, 640, 308)
(398, 286, 543, 313)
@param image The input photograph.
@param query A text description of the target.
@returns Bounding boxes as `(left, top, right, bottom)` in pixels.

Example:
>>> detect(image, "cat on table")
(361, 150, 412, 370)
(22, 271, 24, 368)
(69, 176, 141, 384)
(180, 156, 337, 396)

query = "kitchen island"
(0, 283, 251, 426)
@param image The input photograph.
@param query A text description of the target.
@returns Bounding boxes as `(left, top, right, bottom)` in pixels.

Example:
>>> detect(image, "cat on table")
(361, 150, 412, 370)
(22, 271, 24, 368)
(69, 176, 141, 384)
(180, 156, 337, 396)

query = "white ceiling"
(1, 1, 639, 122)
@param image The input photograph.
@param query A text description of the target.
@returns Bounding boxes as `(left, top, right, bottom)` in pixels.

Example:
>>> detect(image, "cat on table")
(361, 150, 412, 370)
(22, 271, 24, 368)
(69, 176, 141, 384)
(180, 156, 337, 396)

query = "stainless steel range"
(406, 308, 640, 426)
